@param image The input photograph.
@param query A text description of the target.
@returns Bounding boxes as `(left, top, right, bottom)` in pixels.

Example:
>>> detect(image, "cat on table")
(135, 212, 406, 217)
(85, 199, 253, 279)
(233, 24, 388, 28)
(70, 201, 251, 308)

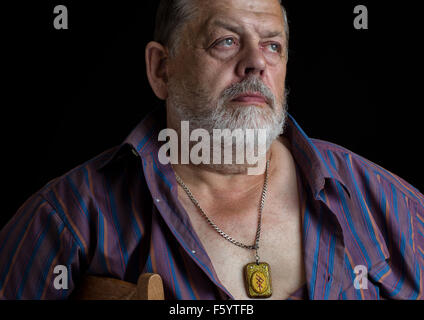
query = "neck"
(173, 136, 296, 224)
(171, 141, 286, 205)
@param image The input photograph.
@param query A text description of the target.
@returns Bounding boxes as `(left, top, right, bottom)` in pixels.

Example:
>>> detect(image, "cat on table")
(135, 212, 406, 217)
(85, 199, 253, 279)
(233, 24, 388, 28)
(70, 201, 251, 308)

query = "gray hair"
(154, 0, 289, 57)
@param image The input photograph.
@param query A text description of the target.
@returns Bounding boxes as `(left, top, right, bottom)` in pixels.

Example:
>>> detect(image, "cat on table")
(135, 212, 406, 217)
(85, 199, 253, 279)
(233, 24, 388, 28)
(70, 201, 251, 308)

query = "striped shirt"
(1, 106, 424, 299)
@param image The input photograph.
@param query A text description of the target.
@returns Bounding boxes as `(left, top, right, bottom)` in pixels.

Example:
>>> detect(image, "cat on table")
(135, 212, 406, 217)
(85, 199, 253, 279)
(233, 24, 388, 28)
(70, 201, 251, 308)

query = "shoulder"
(312, 139, 424, 282)
(311, 138, 424, 208)
(38, 146, 120, 205)
(22, 146, 125, 245)
(14, 146, 124, 260)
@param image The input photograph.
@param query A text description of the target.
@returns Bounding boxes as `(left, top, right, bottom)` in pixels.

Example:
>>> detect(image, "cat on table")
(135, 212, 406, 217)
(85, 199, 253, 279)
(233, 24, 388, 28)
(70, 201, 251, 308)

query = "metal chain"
(174, 160, 270, 264)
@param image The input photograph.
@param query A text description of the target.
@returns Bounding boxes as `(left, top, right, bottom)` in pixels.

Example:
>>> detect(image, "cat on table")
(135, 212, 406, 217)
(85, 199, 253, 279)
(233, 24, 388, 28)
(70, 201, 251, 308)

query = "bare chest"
(182, 197, 306, 300)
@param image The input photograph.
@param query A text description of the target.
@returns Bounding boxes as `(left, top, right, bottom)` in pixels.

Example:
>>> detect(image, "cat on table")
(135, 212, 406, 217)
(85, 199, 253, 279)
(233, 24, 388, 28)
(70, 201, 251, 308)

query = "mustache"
(219, 77, 276, 108)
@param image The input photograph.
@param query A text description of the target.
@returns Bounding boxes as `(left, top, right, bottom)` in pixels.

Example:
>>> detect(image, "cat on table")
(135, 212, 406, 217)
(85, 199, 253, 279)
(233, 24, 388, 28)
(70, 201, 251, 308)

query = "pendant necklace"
(174, 159, 272, 298)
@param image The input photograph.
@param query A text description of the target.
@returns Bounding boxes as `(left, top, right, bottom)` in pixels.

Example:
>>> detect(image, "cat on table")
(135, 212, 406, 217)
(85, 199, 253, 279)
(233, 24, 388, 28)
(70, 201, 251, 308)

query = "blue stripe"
(97, 208, 109, 273)
(136, 127, 155, 152)
(344, 154, 387, 261)
(324, 232, 336, 299)
(164, 241, 182, 299)
(66, 176, 90, 221)
(145, 255, 153, 273)
(407, 257, 420, 299)
(418, 248, 424, 261)
(416, 216, 424, 230)
(152, 155, 173, 190)
(165, 244, 197, 299)
(81, 168, 109, 272)
(376, 173, 390, 244)
(309, 205, 323, 299)
(404, 202, 421, 298)
(0, 201, 48, 289)
(48, 191, 86, 259)
(374, 285, 380, 300)
(404, 194, 414, 248)
(300, 186, 313, 298)
(364, 169, 372, 211)
(104, 178, 128, 270)
(373, 262, 391, 280)
(82, 167, 90, 187)
(181, 270, 197, 300)
(386, 234, 406, 297)
(16, 209, 56, 299)
(121, 173, 143, 241)
(302, 201, 311, 248)
(390, 184, 400, 223)
(327, 150, 337, 171)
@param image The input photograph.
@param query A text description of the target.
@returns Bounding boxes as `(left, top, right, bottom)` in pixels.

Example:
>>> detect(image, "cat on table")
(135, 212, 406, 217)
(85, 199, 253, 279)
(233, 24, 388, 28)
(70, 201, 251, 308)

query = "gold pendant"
(244, 262, 272, 298)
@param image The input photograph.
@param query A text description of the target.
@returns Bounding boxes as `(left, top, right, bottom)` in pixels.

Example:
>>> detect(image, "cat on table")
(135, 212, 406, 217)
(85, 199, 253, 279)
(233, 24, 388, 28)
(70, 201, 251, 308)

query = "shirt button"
(192, 250, 196, 254)
(131, 148, 139, 157)
(155, 198, 160, 203)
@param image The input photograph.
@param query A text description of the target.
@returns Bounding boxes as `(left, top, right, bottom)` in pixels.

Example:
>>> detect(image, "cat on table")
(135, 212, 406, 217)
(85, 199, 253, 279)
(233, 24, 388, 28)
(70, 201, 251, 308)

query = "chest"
(181, 195, 306, 300)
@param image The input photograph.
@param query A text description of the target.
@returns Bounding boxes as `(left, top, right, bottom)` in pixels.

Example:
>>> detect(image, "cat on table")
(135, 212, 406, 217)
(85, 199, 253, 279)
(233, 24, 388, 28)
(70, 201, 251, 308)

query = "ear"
(145, 41, 169, 100)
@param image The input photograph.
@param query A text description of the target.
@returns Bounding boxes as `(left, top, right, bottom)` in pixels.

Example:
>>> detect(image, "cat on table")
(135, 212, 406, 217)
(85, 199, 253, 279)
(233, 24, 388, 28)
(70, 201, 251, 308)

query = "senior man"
(1, 0, 423, 300)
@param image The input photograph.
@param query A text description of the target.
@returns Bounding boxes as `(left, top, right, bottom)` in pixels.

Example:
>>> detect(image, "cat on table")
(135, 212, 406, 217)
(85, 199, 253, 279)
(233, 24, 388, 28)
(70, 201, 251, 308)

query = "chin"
(194, 162, 261, 175)
(228, 102, 269, 109)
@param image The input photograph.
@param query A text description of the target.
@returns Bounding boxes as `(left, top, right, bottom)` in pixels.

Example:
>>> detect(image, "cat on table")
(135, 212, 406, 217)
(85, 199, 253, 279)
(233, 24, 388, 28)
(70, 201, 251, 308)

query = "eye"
(214, 37, 238, 48)
(265, 42, 282, 53)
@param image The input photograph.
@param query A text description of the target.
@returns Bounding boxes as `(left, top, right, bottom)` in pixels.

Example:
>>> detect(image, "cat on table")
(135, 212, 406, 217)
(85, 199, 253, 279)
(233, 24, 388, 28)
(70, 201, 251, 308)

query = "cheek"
(195, 60, 235, 97)
(175, 53, 211, 86)
(268, 71, 286, 101)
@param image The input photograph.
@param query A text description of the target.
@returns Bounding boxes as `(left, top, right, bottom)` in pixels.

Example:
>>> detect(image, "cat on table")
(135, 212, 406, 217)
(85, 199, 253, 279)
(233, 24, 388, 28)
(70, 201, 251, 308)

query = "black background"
(1, 1, 422, 229)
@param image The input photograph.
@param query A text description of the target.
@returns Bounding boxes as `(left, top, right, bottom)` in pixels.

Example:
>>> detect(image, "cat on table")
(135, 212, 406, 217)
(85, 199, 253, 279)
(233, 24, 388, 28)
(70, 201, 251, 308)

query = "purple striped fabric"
(1, 106, 424, 299)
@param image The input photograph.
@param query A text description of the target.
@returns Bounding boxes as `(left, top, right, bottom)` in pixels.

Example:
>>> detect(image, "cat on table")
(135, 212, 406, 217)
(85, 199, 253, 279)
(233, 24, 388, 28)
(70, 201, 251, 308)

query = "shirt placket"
(141, 155, 234, 299)
(300, 182, 346, 300)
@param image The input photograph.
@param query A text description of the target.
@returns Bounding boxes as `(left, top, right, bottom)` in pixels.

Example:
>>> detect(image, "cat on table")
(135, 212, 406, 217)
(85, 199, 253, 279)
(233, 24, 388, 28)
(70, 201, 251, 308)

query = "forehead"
(191, 0, 285, 36)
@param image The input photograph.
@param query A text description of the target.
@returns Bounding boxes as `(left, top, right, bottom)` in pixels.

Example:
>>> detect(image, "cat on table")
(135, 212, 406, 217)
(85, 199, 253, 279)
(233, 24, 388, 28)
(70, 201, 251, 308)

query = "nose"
(236, 42, 266, 78)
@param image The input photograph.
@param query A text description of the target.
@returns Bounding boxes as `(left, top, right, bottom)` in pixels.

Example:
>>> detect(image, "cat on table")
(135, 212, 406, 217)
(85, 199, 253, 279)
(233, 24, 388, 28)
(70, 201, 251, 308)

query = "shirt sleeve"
(0, 193, 83, 299)
(414, 200, 424, 298)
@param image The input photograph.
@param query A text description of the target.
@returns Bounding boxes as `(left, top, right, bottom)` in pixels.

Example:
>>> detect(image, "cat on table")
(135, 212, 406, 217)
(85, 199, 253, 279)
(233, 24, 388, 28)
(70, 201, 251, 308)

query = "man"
(1, 0, 423, 300)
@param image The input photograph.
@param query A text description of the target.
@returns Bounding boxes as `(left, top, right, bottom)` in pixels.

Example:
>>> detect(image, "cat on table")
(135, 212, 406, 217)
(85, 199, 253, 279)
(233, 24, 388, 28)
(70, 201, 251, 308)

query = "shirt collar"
(97, 106, 352, 199)
(96, 106, 165, 170)
(284, 114, 351, 199)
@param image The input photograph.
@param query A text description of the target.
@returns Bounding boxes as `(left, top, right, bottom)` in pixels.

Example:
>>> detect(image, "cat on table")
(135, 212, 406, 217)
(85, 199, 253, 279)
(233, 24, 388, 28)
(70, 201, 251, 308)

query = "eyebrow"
(210, 20, 284, 39)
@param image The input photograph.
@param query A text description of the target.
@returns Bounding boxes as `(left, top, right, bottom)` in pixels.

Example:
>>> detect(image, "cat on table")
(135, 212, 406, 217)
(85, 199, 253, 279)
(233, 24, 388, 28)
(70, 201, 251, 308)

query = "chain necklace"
(174, 160, 273, 298)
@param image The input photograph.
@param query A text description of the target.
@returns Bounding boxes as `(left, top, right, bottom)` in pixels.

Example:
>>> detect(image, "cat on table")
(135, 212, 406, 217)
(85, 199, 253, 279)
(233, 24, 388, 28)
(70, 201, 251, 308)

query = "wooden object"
(71, 273, 164, 300)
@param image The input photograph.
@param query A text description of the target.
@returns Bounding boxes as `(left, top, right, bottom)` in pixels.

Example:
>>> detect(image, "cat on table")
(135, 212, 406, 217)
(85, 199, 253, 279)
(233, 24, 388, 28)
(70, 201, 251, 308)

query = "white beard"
(168, 75, 288, 173)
